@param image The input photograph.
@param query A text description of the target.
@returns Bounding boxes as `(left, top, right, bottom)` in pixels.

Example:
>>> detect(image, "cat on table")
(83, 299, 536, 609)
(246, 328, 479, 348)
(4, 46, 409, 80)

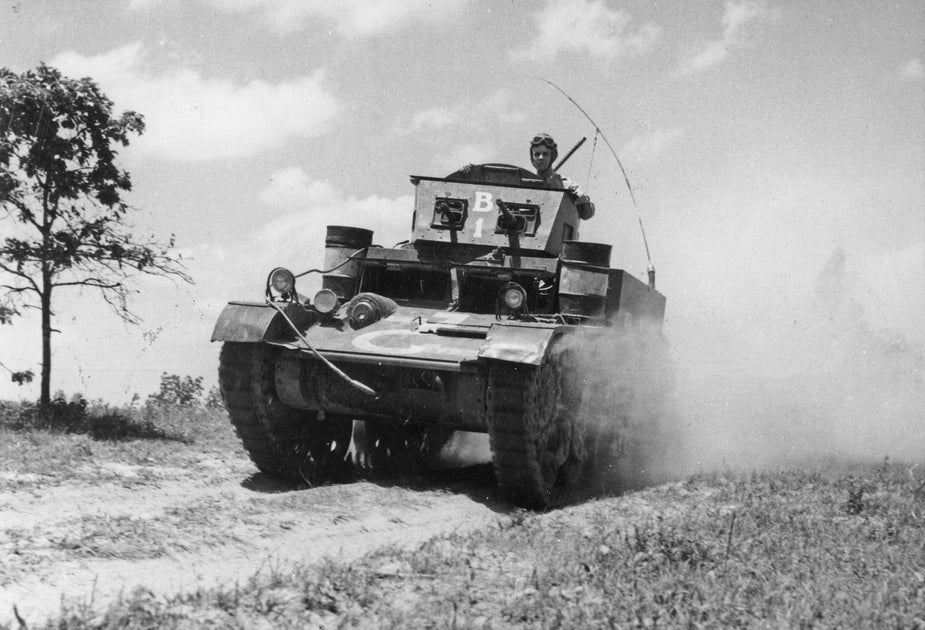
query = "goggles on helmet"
(531, 135, 557, 149)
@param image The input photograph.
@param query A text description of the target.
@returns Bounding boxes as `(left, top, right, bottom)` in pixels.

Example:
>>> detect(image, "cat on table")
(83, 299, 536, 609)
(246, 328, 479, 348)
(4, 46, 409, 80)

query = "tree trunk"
(40, 188, 53, 410)
(40, 268, 52, 409)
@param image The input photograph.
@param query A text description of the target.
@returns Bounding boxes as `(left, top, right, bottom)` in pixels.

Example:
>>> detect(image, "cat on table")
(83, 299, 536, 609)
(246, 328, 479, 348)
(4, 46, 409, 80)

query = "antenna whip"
(536, 77, 654, 273)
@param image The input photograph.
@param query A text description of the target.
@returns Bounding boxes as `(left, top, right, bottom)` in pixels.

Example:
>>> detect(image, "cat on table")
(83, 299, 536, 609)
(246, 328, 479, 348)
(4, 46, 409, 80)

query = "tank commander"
(460, 132, 595, 219)
(528, 132, 593, 218)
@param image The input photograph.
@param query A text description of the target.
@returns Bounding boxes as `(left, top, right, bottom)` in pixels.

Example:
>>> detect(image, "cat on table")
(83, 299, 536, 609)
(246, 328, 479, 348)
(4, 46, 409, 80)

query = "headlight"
(266, 267, 296, 300)
(502, 283, 526, 310)
(349, 297, 380, 329)
(271, 268, 294, 293)
(313, 288, 340, 314)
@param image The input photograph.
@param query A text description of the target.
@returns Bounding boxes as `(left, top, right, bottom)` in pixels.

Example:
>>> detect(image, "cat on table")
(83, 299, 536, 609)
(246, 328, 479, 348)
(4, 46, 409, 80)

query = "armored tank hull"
(212, 164, 667, 508)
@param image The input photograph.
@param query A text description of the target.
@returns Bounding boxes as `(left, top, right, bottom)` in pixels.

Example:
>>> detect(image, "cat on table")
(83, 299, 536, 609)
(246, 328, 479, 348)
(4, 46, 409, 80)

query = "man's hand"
(576, 195, 595, 220)
(460, 163, 474, 174)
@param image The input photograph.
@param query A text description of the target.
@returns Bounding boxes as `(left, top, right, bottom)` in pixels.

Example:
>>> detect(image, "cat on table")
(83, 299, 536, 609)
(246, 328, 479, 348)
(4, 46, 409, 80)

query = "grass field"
(1, 398, 923, 629)
(0, 396, 241, 491)
(39, 467, 924, 629)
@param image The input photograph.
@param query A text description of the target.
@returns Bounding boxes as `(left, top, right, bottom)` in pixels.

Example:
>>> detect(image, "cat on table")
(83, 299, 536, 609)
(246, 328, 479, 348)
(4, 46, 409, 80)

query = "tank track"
(484, 345, 584, 508)
(218, 342, 352, 484)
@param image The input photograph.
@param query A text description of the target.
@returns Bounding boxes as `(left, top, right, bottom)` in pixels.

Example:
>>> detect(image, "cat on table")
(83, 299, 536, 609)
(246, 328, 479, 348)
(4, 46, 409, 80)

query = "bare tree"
(0, 64, 191, 407)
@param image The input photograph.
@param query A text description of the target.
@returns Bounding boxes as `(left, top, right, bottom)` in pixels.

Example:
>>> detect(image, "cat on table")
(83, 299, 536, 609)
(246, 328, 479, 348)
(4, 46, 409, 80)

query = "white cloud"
(900, 58, 924, 82)
(197, 0, 468, 37)
(677, 0, 779, 76)
(432, 143, 497, 175)
(51, 43, 340, 162)
(513, 0, 660, 60)
(621, 127, 684, 164)
(405, 90, 525, 134)
(677, 40, 729, 76)
(177, 168, 416, 303)
(128, 0, 165, 8)
(409, 107, 460, 132)
(257, 167, 414, 256)
(258, 167, 340, 208)
(478, 90, 528, 125)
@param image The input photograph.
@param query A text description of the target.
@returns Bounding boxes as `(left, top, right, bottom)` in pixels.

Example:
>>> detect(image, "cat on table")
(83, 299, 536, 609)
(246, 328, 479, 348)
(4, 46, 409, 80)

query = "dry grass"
(2, 393, 922, 628)
(0, 396, 250, 594)
(0, 397, 241, 490)
(21, 460, 925, 629)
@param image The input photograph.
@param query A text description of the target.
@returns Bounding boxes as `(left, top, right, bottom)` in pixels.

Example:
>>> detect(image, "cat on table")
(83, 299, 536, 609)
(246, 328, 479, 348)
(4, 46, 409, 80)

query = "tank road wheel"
(218, 342, 353, 485)
(485, 347, 584, 509)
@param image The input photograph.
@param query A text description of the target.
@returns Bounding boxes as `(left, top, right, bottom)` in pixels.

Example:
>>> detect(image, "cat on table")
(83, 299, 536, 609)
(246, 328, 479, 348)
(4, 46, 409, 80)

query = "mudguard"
(211, 302, 313, 342)
(478, 322, 562, 365)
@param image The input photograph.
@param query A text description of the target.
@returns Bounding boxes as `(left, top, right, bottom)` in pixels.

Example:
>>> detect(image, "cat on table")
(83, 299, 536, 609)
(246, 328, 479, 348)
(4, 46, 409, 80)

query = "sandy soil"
(0, 446, 511, 626)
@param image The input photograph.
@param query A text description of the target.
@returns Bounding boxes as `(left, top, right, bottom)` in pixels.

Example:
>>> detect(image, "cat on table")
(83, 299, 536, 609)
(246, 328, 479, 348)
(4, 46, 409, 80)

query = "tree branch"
(53, 278, 122, 289)
(1, 284, 40, 296)
(0, 195, 43, 231)
(0, 260, 42, 293)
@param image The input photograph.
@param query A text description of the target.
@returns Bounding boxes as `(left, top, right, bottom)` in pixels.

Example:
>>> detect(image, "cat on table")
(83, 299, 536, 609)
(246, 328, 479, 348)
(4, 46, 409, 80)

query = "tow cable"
(264, 299, 378, 398)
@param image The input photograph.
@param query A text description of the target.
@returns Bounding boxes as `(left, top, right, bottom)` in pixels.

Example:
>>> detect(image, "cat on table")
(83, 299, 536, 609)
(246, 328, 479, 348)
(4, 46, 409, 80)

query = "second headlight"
(502, 283, 526, 311)
(312, 288, 340, 314)
(266, 267, 296, 300)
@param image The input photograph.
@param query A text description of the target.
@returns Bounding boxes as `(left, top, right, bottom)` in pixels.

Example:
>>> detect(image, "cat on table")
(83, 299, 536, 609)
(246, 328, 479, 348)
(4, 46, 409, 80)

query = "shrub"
(204, 385, 224, 410)
(0, 391, 175, 441)
(146, 373, 204, 408)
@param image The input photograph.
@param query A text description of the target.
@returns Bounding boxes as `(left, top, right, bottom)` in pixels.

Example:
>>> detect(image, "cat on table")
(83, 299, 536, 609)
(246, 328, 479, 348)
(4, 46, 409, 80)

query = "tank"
(211, 163, 667, 508)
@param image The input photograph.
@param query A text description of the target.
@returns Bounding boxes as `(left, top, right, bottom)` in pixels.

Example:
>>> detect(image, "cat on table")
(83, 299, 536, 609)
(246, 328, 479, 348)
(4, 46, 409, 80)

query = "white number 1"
(473, 217, 484, 238)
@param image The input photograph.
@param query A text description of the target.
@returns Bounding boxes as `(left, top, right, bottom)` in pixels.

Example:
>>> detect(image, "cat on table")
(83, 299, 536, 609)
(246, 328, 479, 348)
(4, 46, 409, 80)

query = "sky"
(1, 0, 923, 417)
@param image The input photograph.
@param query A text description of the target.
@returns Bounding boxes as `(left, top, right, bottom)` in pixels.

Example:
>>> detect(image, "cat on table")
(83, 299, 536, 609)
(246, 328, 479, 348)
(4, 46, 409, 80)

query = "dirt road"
(0, 438, 510, 626)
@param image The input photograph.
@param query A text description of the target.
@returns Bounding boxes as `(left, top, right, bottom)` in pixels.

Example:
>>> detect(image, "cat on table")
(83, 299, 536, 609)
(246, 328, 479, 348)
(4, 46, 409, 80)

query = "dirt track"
(0, 441, 511, 626)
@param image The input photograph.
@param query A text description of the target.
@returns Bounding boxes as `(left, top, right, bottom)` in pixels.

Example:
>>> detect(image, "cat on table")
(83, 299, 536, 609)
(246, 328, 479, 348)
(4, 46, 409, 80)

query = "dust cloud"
(632, 245, 925, 481)
(431, 243, 924, 492)
(571, 322, 684, 492)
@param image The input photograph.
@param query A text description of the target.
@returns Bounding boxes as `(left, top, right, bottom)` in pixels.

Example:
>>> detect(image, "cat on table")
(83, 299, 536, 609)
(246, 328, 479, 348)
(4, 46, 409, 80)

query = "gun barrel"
(553, 136, 586, 172)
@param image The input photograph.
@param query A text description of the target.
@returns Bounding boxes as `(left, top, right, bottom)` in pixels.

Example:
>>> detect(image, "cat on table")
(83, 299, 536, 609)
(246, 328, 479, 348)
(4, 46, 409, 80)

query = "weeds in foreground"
(0, 391, 239, 489)
(18, 461, 924, 630)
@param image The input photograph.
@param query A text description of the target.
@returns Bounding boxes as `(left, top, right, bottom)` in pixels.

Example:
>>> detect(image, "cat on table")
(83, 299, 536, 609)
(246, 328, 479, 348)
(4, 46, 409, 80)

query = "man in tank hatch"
(528, 132, 594, 219)
(459, 133, 595, 220)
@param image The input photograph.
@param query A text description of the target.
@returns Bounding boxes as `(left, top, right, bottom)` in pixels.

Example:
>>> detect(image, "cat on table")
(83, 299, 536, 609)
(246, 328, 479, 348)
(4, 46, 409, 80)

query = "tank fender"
(211, 301, 312, 342)
(478, 322, 562, 365)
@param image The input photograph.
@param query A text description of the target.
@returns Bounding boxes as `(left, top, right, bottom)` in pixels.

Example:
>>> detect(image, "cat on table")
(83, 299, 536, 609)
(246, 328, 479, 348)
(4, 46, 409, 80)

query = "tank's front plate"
(271, 306, 567, 371)
(276, 307, 491, 370)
